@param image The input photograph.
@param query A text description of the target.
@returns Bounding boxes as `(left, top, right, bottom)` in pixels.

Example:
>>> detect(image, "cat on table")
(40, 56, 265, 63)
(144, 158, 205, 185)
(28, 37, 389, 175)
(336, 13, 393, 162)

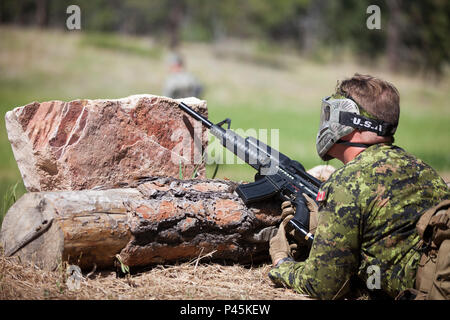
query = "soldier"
(163, 53, 203, 99)
(268, 73, 449, 299)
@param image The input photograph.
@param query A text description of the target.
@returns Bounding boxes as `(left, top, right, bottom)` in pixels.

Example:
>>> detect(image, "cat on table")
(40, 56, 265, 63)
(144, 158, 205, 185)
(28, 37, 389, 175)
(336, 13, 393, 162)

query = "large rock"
(5, 95, 208, 192)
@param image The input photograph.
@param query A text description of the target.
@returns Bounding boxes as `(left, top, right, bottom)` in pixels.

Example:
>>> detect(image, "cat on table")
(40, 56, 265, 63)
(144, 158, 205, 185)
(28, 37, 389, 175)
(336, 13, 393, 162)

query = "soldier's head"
(316, 74, 400, 161)
(336, 74, 400, 127)
(167, 52, 184, 72)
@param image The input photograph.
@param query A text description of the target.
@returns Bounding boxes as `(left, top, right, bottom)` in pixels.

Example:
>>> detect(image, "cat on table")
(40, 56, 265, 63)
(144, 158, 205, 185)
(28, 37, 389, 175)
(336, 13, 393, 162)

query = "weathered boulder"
(0, 177, 280, 271)
(5, 95, 208, 192)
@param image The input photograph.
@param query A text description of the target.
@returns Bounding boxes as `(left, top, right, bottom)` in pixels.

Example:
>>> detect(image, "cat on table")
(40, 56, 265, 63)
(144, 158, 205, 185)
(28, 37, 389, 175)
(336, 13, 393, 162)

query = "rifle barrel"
(178, 102, 213, 128)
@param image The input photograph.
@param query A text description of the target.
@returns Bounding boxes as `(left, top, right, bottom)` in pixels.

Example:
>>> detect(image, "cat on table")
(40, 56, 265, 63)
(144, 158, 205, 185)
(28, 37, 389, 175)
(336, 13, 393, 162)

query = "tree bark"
(0, 177, 281, 271)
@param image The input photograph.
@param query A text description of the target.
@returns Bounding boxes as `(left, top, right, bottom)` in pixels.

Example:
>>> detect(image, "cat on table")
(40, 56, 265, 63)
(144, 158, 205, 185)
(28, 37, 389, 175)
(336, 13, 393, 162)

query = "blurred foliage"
(325, 0, 450, 76)
(0, 0, 448, 75)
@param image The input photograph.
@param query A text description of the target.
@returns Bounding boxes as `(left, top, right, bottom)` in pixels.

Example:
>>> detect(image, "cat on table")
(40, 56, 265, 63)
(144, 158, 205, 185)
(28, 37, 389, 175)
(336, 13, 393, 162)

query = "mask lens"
(323, 105, 330, 121)
(320, 99, 331, 123)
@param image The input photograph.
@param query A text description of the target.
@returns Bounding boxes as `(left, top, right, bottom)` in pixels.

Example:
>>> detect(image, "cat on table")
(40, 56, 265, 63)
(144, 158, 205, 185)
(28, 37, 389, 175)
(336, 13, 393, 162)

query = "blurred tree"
(324, 0, 387, 60)
(167, 0, 185, 49)
(0, 0, 447, 76)
(35, 0, 48, 27)
(324, 0, 449, 76)
(298, 0, 326, 53)
(400, 0, 450, 77)
(245, 0, 310, 40)
(386, 0, 402, 71)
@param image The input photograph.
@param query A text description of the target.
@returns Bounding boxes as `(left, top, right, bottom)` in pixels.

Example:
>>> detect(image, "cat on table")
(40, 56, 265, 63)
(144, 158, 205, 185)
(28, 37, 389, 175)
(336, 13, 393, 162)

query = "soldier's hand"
(280, 200, 306, 248)
(302, 193, 318, 233)
(269, 214, 293, 266)
(302, 193, 318, 215)
(281, 201, 295, 219)
(279, 196, 318, 258)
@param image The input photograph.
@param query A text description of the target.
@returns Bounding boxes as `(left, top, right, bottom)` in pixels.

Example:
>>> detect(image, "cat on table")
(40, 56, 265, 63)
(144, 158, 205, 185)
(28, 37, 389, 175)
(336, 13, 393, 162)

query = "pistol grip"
(289, 196, 314, 243)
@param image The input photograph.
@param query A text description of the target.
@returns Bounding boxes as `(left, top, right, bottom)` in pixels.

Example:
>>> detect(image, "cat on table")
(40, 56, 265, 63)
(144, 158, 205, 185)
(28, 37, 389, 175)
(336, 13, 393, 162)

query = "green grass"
(0, 181, 24, 226)
(395, 109, 450, 169)
(79, 32, 163, 59)
(0, 26, 449, 224)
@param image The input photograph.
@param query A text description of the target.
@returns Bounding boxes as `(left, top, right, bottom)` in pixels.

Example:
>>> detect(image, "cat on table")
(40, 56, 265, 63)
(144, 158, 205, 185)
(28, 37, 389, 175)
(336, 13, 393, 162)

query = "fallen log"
(0, 188, 136, 270)
(0, 177, 280, 271)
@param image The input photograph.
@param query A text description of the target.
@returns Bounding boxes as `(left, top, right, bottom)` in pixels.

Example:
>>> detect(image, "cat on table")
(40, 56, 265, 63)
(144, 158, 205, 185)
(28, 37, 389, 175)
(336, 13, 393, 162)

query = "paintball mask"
(316, 95, 397, 161)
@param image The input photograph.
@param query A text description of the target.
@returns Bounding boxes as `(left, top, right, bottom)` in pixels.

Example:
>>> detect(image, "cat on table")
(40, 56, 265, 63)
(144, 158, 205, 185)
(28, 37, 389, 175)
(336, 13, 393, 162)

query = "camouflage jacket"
(268, 143, 449, 299)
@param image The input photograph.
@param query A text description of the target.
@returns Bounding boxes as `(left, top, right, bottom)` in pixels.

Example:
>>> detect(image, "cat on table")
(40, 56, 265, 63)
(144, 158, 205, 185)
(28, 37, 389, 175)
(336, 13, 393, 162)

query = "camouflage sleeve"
(268, 182, 361, 299)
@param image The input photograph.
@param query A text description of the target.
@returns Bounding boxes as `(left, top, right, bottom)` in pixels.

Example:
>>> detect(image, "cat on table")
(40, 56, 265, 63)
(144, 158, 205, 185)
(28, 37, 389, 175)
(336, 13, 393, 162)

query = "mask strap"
(339, 111, 396, 136)
(336, 139, 372, 149)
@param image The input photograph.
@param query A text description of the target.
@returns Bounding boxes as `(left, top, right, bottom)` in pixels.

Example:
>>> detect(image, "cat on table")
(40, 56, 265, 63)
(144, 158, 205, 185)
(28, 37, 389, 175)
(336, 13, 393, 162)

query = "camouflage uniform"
(268, 143, 449, 299)
(163, 71, 203, 99)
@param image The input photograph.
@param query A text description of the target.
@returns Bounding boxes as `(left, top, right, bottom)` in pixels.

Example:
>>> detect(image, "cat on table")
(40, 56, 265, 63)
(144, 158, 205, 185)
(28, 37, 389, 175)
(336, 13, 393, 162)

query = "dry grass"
(0, 249, 310, 300)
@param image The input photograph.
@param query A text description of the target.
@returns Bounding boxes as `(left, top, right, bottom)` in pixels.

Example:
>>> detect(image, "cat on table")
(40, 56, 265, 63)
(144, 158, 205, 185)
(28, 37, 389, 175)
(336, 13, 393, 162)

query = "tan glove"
(280, 195, 318, 235)
(269, 214, 293, 265)
(281, 201, 295, 219)
(302, 193, 318, 233)
(279, 195, 319, 259)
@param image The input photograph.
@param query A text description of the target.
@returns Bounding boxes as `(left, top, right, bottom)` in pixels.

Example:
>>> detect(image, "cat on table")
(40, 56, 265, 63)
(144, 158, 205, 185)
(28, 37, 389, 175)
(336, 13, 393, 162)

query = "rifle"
(178, 102, 322, 243)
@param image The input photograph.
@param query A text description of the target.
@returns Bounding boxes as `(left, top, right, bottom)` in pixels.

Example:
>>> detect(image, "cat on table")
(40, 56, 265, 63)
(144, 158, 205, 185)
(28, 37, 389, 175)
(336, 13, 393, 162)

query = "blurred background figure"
(162, 52, 203, 99)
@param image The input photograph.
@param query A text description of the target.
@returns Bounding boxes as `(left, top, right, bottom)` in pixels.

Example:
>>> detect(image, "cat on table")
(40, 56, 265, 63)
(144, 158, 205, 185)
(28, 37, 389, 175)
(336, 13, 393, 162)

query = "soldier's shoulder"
(323, 158, 370, 189)
(321, 145, 402, 191)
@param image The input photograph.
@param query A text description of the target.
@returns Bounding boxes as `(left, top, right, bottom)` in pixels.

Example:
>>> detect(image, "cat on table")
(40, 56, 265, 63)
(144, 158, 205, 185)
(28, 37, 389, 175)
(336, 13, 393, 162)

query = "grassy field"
(1, 25, 449, 221)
